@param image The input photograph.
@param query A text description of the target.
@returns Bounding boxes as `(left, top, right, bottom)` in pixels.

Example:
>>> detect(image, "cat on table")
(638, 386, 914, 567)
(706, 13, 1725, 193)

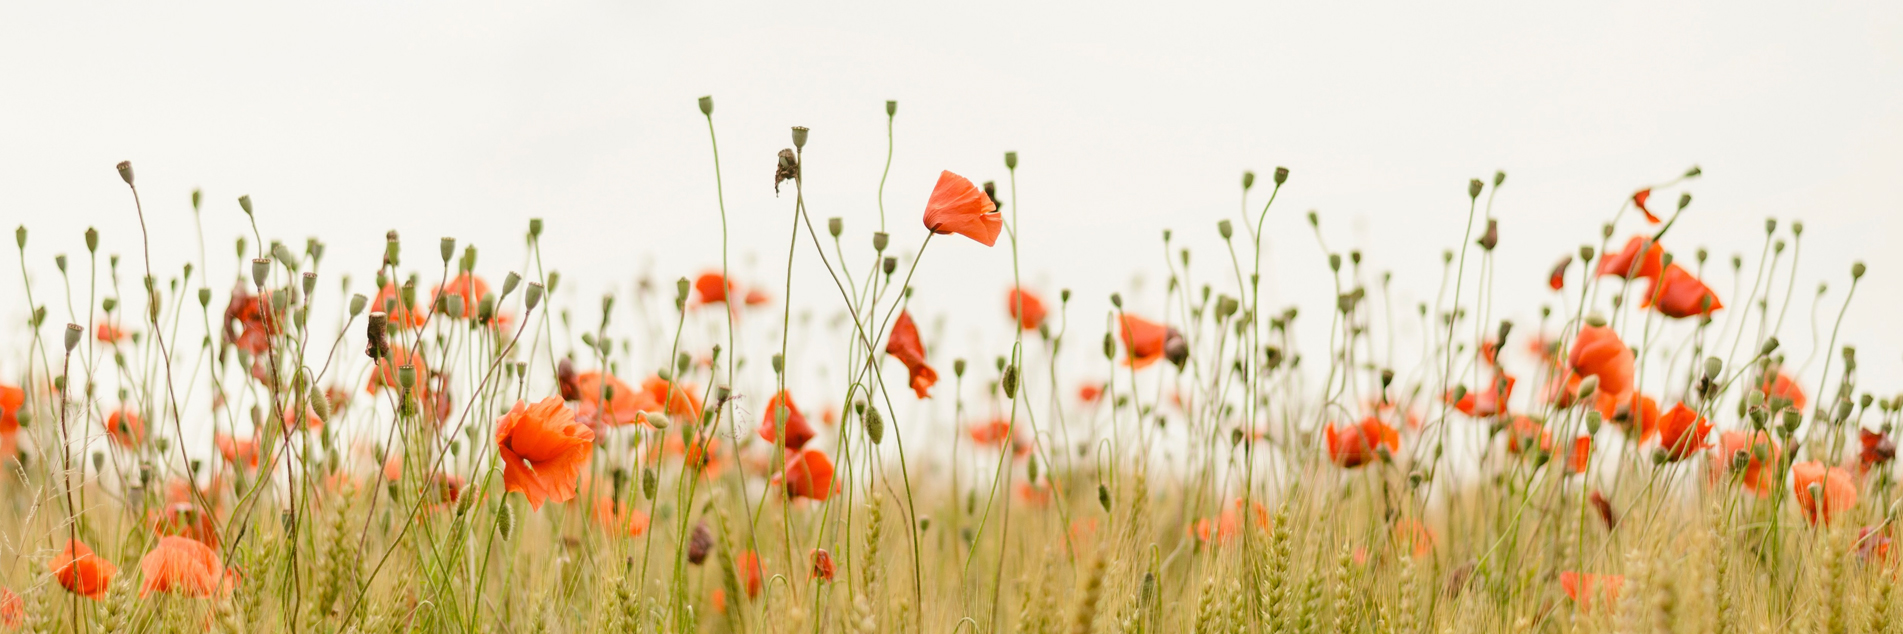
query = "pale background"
(3, 2, 1900, 407)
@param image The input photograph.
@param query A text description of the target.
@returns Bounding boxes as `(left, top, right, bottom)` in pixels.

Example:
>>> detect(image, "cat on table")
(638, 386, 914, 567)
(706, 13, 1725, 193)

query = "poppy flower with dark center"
(1631, 188, 1661, 223)
(1596, 236, 1665, 281)
(781, 449, 836, 501)
(1655, 403, 1712, 461)
(1643, 264, 1722, 318)
(1118, 314, 1169, 369)
(138, 536, 223, 598)
(885, 310, 938, 399)
(1568, 325, 1635, 398)
(49, 539, 116, 600)
(1713, 430, 1780, 497)
(1324, 416, 1399, 468)
(758, 391, 815, 451)
(1793, 461, 1857, 526)
(921, 171, 1001, 246)
(1007, 288, 1047, 331)
(495, 397, 596, 510)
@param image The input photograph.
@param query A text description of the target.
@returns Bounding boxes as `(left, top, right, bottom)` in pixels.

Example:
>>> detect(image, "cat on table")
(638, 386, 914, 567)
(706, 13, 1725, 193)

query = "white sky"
(3, 2, 1901, 401)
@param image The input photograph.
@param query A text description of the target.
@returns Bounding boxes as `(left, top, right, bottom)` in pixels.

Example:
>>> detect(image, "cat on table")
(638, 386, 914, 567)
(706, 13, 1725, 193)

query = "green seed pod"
(1241, 171, 1255, 191)
(864, 405, 885, 445)
(828, 217, 843, 238)
(873, 232, 889, 252)
(524, 283, 544, 311)
(697, 95, 713, 116)
(1217, 219, 1233, 239)
(1273, 167, 1289, 185)
(1468, 178, 1483, 199)
(349, 293, 367, 317)
(64, 323, 82, 352)
(251, 258, 271, 287)
(1004, 151, 1018, 169)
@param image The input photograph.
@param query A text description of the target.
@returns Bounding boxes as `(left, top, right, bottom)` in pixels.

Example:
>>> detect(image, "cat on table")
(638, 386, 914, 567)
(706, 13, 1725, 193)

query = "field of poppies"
(0, 96, 1895, 633)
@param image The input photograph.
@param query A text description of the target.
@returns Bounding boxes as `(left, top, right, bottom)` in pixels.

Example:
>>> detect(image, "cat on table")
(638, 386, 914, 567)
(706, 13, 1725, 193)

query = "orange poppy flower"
(1712, 430, 1780, 497)
(150, 502, 221, 547)
(1077, 383, 1103, 403)
(885, 310, 937, 399)
(781, 449, 836, 501)
(810, 548, 835, 582)
(640, 375, 703, 422)
(1542, 371, 1583, 409)
(104, 408, 145, 448)
(1596, 236, 1664, 281)
(432, 273, 489, 319)
(1015, 481, 1053, 506)
(574, 371, 667, 427)
(95, 322, 128, 343)
(1595, 391, 1660, 441)
(1564, 436, 1594, 475)
(736, 550, 764, 598)
(1793, 461, 1857, 526)
(0, 587, 19, 628)
(366, 345, 429, 396)
(1325, 416, 1400, 468)
(1191, 499, 1271, 545)
(0, 384, 22, 458)
(1560, 571, 1624, 611)
(1504, 416, 1549, 456)
(495, 397, 596, 510)
(1394, 519, 1436, 558)
(138, 536, 222, 598)
(921, 170, 1001, 246)
(758, 391, 815, 451)
(1568, 325, 1634, 398)
(1756, 370, 1808, 412)
(1654, 403, 1712, 461)
(1007, 288, 1047, 331)
(1118, 314, 1169, 369)
(1857, 526, 1893, 564)
(1449, 375, 1516, 417)
(49, 539, 116, 600)
(1643, 263, 1722, 318)
(968, 420, 1032, 458)
(591, 495, 651, 537)
(1862, 428, 1895, 475)
(372, 282, 426, 329)
(1630, 188, 1661, 223)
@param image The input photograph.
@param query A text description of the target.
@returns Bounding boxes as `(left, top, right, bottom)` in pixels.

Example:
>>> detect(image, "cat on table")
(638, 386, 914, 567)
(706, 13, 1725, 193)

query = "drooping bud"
(238, 195, 254, 216)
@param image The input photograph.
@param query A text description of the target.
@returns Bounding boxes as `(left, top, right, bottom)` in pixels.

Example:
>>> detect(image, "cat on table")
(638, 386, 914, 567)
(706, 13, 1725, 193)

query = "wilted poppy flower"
(591, 495, 651, 537)
(1450, 375, 1516, 417)
(1118, 314, 1169, 369)
(1325, 416, 1399, 468)
(811, 549, 836, 582)
(0, 587, 19, 628)
(1713, 430, 1780, 496)
(1597, 236, 1664, 281)
(921, 170, 1001, 246)
(1654, 403, 1712, 461)
(1793, 461, 1857, 526)
(1644, 264, 1722, 318)
(104, 408, 145, 448)
(49, 539, 116, 600)
(885, 310, 938, 399)
(1548, 255, 1572, 290)
(781, 449, 836, 501)
(1595, 392, 1660, 441)
(1568, 325, 1634, 398)
(1756, 370, 1808, 412)
(1589, 490, 1618, 530)
(686, 522, 714, 565)
(222, 285, 276, 355)
(758, 391, 815, 451)
(1861, 428, 1895, 475)
(969, 420, 1032, 458)
(432, 273, 489, 319)
(495, 397, 596, 510)
(735, 550, 764, 598)
(1007, 288, 1047, 331)
(1560, 571, 1624, 611)
(138, 536, 224, 598)
(372, 282, 426, 329)
(1630, 188, 1661, 224)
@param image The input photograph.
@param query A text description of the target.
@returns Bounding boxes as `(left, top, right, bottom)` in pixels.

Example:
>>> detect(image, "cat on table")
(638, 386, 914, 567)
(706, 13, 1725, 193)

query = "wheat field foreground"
(0, 98, 1895, 634)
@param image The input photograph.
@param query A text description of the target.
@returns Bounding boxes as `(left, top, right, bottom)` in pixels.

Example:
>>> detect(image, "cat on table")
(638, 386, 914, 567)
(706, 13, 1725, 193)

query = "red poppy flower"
(1007, 288, 1047, 331)
(1450, 375, 1516, 417)
(1394, 519, 1436, 558)
(49, 539, 116, 600)
(1077, 383, 1103, 403)
(0, 587, 19, 629)
(1756, 370, 1808, 412)
(1560, 571, 1624, 611)
(139, 536, 224, 598)
(372, 282, 426, 329)
(1504, 416, 1549, 456)
(1858, 526, 1893, 563)
(1595, 392, 1660, 441)
(757, 391, 815, 451)
(1793, 461, 1857, 526)
(810, 548, 835, 582)
(1118, 314, 1169, 369)
(104, 408, 145, 448)
(1015, 481, 1053, 506)
(693, 272, 737, 305)
(1596, 236, 1665, 281)
(1543, 372, 1583, 409)
(1568, 325, 1635, 398)
(639, 376, 703, 422)
(1564, 436, 1594, 475)
(591, 495, 651, 537)
(736, 550, 764, 598)
(495, 397, 596, 510)
(1712, 430, 1780, 497)
(149, 502, 220, 547)
(1631, 188, 1661, 224)
(921, 170, 1001, 246)
(432, 273, 490, 320)
(1192, 499, 1271, 545)
(781, 449, 836, 501)
(1643, 264, 1722, 318)
(1324, 416, 1399, 468)
(1861, 428, 1895, 474)
(968, 420, 1032, 458)
(1548, 255, 1572, 290)
(95, 322, 128, 343)
(1654, 403, 1712, 461)
(0, 384, 22, 458)
(885, 310, 937, 399)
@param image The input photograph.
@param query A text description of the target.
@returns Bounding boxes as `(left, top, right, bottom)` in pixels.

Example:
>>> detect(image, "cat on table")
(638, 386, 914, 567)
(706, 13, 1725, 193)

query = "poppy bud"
(525, 283, 544, 311)
(1765, 218, 1777, 234)
(117, 160, 135, 185)
(1273, 167, 1288, 185)
(14, 226, 23, 249)
(1576, 376, 1598, 401)
(54, 254, 66, 273)
(1109, 293, 1123, 309)
(84, 227, 99, 253)
(1004, 151, 1018, 169)
(642, 467, 659, 500)
(1217, 219, 1233, 239)
(885, 99, 897, 117)
(688, 522, 714, 564)
(1467, 179, 1483, 199)
(1493, 170, 1506, 187)
(1242, 171, 1256, 191)
(865, 405, 885, 444)
(791, 126, 808, 149)
(497, 501, 516, 539)
(1852, 261, 1866, 280)
(1585, 313, 1607, 328)
(238, 194, 254, 216)
(1307, 211, 1319, 228)
(697, 96, 714, 116)
(1782, 410, 1802, 434)
(1759, 337, 1779, 356)
(1098, 483, 1112, 512)
(1328, 254, 1341, 272)
(1103, 333, 1116, 360)
(828, 217, 842, 238)
(1165, 328, 1189, 369)
(1001, 364, 1020, 398)
(1476, 219, 1498, 251)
